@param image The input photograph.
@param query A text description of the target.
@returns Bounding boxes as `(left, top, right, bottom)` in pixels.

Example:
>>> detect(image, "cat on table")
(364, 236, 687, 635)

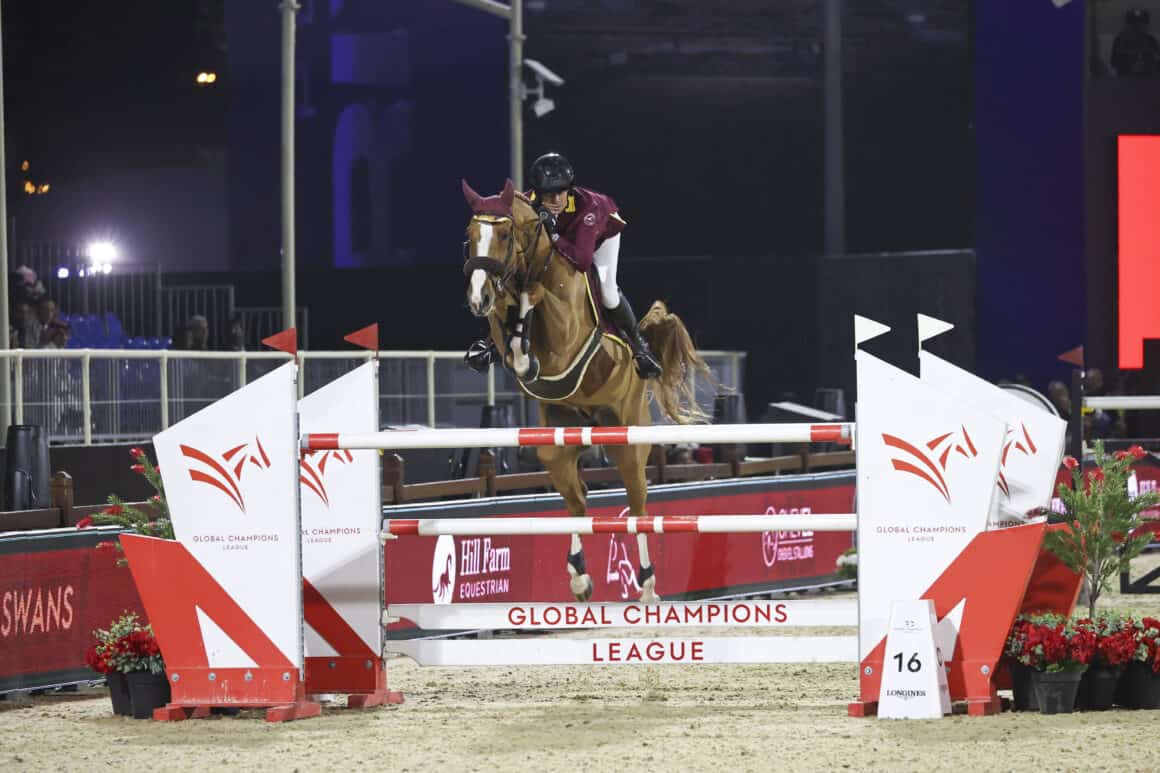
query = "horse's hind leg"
(538, 406, 592, 601)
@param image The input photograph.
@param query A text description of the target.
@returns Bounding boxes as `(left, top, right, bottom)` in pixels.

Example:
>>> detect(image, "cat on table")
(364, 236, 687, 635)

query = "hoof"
(639, 575, 661, 604)
(570, 573, 594, 602)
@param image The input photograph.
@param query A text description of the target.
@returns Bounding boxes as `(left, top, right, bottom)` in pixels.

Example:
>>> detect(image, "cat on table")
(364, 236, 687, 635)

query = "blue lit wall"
(974, 0, 1086, 387)
(226, 1, 507, 270)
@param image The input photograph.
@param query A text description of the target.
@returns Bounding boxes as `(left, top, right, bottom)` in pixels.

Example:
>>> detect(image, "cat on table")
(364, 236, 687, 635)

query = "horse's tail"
(638, 300, 715, 425)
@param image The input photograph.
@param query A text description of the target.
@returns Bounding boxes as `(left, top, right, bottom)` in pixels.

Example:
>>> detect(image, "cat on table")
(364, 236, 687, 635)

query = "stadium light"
(86, 241, 119, 262)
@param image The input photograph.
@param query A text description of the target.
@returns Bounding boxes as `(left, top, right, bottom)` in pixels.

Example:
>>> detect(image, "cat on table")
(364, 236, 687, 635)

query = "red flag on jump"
(344, 324, 379, 352)
(262, 328, 298, 356)
(1057, 346, 1084, 368)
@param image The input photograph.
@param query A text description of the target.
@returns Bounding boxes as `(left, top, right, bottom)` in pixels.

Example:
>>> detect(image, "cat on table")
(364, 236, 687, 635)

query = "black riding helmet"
(529, 153, 574, 194)
(1127, 8, 1150, 26)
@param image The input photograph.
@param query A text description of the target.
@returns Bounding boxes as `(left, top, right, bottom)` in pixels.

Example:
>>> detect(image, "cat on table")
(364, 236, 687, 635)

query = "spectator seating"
(56, 311, 171, 350)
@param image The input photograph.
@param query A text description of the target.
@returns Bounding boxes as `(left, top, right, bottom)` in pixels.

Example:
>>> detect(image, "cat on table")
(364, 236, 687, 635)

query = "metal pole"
(452, 0, 511, 18)
(82, 352, 92, 445)
(822, 0, 845, 256)
(0, 3, 12, 440)
(280, 0, 299, 332)
(1069, 368, 1084, 461)
(509, 0, 524, 189)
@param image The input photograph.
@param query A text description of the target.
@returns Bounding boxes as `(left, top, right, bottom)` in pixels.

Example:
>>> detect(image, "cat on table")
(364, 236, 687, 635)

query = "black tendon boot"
(607, 293, 662, 380)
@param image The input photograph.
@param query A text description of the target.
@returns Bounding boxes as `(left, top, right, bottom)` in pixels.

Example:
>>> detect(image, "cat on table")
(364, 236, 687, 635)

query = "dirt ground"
(5, 556, 1160, 773)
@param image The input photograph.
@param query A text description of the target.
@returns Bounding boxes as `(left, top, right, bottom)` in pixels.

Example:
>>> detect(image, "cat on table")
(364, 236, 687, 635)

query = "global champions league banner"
(383, 473, 856, 623)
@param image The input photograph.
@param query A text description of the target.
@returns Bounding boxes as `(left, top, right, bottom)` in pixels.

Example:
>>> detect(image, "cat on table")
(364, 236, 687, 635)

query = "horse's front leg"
(508, 289, 543, 382)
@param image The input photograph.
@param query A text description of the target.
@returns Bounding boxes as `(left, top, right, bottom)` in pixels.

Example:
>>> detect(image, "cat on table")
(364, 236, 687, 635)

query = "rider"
(465, 153, 662, 380)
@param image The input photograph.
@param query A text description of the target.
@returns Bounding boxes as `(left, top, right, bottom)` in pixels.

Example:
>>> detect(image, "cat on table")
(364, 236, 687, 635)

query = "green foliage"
(1044, 442, 1159, 619)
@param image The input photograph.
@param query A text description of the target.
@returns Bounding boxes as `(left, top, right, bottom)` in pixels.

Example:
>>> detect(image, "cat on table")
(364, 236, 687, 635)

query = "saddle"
(510, 268, 626, 402)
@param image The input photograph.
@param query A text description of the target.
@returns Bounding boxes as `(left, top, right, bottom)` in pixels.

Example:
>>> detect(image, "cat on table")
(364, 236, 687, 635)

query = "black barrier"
(4, 426, 51, 511)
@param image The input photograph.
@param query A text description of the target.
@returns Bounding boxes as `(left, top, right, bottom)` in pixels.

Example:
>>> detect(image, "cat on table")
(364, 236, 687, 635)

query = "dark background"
(4, 1, 1157, 414)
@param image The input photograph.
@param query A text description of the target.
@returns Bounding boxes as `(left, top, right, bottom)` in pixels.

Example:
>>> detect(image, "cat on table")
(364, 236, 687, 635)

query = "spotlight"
(86, 241, 119, 262)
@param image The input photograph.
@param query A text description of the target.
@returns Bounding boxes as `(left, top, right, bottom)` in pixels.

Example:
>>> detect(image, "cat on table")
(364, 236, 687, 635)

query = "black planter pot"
(1118, 661, 1160, 710)
(106, 672, 132, 716)
(127, 671, 172, 720)
(1008, 661, 1039, 712)
(1032, 669, 1085, 714)
(1076, 664, 1121, 711)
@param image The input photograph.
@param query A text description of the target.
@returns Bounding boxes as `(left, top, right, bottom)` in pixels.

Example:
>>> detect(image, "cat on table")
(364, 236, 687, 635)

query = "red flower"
(1097, 628, 1138, 667)
(1063, 456, 1079, 470)
(1112, 530, 1125, 544)
(95, 540, 116, 552)
(151, 495, 161, 503)
(103, 504, 123, 516)
(1130, 445, 1147, 460)
(130, 447, 145, 459)
(130, 464, 145, 474)
(1115, 450, 1131, 461)
(84, 643, 112, 674)
(1092, 468, 1106, 483)
(76, 516, 93, 529)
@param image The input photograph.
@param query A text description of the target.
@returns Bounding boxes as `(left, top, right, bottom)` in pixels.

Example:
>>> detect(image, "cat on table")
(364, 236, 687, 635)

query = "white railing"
(0, 348, 745, 445)
(1085, 396, 1160, 411)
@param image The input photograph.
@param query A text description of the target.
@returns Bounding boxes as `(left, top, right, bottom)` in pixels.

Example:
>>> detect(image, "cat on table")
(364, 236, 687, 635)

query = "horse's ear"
(500, 178, 515, 208)
(461, 179, 483, 211)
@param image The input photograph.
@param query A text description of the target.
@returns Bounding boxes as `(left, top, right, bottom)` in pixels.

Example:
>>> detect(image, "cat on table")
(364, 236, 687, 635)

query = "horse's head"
(461, 178, 532, 317)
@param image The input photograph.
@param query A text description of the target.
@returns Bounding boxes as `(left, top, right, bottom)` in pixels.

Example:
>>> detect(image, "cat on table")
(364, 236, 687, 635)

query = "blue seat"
(104, 313, 125, 348)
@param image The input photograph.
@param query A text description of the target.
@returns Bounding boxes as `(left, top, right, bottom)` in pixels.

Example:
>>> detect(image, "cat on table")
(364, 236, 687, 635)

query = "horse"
(460, 178, 712, 603)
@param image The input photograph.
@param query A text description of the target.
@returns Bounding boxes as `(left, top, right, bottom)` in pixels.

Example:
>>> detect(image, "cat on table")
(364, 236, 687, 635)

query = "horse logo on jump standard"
(179, 437, 273, 513)
(881, 427, 980, 504)
(606, 508, 641, 600)
(431, 535, 457, 605)
(299, 449, 355, 507)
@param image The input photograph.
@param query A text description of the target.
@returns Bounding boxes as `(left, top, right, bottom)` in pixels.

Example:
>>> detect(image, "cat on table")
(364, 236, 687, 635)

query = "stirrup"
(633, 350, 662, 380)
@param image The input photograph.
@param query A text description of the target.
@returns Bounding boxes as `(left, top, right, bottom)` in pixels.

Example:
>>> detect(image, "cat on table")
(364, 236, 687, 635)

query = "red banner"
(385, 474, 857, 618)
(0, 531, 143, 693)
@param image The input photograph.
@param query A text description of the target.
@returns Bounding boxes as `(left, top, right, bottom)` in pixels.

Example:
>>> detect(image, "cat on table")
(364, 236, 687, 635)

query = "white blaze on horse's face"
(467, 221, 496, 317)
(468, 269, 488, 316)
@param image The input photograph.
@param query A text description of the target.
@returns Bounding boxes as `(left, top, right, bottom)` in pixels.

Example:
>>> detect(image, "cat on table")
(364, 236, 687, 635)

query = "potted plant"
(1045, 443, 1159, 620)
(1003, 616, 1039, 711)
(83, 612, 140, 716)
(121, 622, 170, 719)
(82, 611, 169, 718)
(1119, 616, 1160, 710)
(1075, 614, 1136, 710)
(1005, 612, 1094, 714)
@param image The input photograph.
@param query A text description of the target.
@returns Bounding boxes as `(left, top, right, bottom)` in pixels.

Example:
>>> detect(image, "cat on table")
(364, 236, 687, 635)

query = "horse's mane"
(510, 191, 538, 225)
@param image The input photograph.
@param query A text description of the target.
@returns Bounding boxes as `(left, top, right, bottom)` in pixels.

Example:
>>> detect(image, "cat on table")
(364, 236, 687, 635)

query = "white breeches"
(593, 234, 622, 308)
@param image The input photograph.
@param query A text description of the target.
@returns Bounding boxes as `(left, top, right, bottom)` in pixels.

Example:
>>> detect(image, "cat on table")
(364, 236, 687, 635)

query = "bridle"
(462, 214, 551, 297)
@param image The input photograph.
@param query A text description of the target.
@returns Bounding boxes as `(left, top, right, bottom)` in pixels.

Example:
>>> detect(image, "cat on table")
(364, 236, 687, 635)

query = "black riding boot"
(607, 293, 662, 380)
(464, 339, 499, 373)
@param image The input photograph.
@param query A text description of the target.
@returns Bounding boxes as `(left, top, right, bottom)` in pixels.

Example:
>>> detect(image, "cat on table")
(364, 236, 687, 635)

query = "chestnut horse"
(461, 178, 710, 603)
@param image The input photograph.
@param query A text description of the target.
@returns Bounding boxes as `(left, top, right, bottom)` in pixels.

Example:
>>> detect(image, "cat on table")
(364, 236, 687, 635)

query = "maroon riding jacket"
(530, 186, 626, 272)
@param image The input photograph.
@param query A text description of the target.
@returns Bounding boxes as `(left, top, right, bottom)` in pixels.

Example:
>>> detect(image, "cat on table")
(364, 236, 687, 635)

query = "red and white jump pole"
(383, 513, 857, 538)
(304, 422, 853, 451)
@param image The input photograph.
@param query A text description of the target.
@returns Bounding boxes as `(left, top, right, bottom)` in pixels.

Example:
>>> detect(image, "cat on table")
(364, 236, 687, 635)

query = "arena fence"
(0, 349, 744, 445)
